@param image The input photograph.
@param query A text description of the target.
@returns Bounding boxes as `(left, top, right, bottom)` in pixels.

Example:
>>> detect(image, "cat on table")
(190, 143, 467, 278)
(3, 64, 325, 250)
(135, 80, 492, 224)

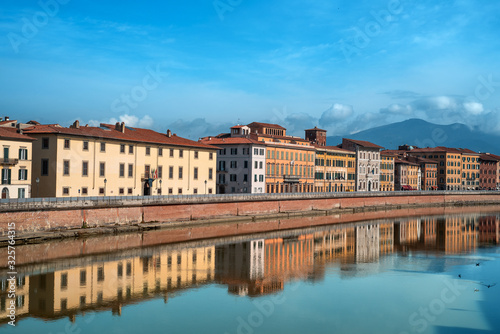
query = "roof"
(456, 148, 480, 155)
(479, 153, 500, 162)
(247, 122, 286, 130)
(0, 120, 16, 126)
(305, 126, 327, 132)
(315, 145, 355, 155)
(23, 123, 217, 150)
(381, 150, 405, 156)
(343, 138, 383, 149)
(199, 137, 263, 146)
(0, 127, 36, 141)
(395, 158, 419, 166)
(250, 132, 311, 143)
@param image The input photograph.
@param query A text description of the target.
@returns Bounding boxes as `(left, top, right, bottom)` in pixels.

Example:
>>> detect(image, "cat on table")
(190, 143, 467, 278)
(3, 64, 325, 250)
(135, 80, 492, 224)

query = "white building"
(341, 138, 382, 192)
(201, 126, 266, 194)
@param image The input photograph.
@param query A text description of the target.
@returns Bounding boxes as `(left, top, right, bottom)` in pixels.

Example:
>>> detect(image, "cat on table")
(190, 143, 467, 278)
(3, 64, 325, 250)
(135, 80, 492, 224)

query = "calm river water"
(1, 212, 500, 333)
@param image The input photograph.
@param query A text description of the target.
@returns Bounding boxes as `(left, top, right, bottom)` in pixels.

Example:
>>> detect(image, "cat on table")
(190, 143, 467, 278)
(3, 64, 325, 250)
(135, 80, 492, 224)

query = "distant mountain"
(326, 118, 500, 154)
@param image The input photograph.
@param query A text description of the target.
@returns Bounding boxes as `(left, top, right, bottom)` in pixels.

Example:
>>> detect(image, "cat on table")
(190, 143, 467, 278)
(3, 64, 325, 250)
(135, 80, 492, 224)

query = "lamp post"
(159, 179, 162, 195)
(35, 177, 39, 197)
(104, 178, 107, 196)
(204, 180, 207, 194)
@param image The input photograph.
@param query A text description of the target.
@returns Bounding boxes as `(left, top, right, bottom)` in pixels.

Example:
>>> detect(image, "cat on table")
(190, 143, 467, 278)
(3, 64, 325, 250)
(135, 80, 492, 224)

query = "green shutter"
(7, 169, 11, 184)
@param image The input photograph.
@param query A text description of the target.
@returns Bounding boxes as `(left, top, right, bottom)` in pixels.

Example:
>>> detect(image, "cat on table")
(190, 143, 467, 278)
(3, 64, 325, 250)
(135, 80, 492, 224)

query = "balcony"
(283, 175, 300, 183)
(0, 158, 18, 166)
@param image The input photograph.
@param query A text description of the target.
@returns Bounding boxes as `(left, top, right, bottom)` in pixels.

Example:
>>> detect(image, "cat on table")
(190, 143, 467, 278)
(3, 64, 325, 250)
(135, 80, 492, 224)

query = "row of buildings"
(1, 116, 500, 198)
(2, 214, 497, 323)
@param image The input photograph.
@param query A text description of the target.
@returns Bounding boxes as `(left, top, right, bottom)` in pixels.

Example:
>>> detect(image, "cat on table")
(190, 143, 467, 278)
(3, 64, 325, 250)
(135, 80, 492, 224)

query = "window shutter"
(8, 169, 11, 184)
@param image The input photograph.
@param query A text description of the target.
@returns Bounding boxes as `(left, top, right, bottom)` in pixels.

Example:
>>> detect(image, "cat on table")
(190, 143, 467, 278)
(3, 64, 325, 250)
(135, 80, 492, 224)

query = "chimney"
(71, 120, 80, 129)
(166, 129, 172, 138)
(4, 116, 9, 121)
(115, 122, 121, 131)
(120, 122, 125, 133)
(16, 123, 22, 134)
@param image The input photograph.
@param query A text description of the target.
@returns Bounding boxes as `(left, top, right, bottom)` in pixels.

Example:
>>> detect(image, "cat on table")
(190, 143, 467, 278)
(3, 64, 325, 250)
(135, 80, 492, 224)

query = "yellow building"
(313, 146, 355, 192)
(246, 122, 315, 193)
(458, 148, 480, 190)
(14, 246, 214, 321)
(380, 153, 395, 191)
(0, 126, 35, 198)
(23, 121, 217, 197)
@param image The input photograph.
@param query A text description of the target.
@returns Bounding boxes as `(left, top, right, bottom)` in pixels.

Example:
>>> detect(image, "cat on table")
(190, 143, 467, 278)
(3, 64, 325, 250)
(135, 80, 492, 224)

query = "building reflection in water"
(1, 213, 499, 325)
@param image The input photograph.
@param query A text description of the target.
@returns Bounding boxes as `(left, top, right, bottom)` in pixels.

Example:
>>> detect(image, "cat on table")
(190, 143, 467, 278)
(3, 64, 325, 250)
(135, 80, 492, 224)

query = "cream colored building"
(0, 125, 35, 199)
(23, 121, 217, 197)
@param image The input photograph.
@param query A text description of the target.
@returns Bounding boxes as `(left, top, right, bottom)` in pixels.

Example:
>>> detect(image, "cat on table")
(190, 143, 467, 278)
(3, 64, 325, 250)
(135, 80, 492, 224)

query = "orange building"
(380, 153, 395, 191)
(313, 145, 355, 192)
(247, 122, 316, 193)
(479, 153, 500, 190)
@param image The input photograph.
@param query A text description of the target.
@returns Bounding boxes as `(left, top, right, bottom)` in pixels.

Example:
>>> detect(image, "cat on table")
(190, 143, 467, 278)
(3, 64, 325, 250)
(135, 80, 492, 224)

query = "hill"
(326, 119, 500, 154)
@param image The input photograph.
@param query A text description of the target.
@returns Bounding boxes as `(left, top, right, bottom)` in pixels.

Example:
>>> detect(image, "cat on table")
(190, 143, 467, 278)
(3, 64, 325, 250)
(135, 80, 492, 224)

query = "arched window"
(1, 188, 8, 199)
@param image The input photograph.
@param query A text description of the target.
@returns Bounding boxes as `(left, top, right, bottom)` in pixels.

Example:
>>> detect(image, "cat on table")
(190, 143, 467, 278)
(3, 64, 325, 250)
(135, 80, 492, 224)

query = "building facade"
(24, 121, 217, 197)
(201, 126, 266, 194)
(458, 149, 480, 190)
(246, 123, 315, 193)
(341, 138, 382, 191)
(380, 153, 395, 191)
(0, 126, 35, 199)
(479, 153, 500, 190)
(313, 146, 355, 192)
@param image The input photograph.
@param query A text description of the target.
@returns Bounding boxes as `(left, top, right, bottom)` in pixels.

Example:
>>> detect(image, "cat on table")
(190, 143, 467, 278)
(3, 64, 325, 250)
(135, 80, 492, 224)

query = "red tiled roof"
(457, 148, 479, 155)
(381, 150, 405, 156)
(23, 123, 216, 150)
(230, 125, 246, 129)
(343, 138, 383, 149)
(250, 133, 310, 143)
(395, 158, 419, 166)
(305, 126, 327, 132)
(316, 145, 355, 154)
(199, 137, 263, 145)
(0, 120, 16, 126)
(0, 127, 36, 141)
(480, 153, 500, 161)
(247, 122, 286, 130)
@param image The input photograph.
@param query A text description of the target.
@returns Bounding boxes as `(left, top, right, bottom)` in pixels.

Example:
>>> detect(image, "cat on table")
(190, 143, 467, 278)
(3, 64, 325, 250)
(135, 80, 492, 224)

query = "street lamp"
(104, 178, 107, 196)
(204, 180, 207, 194)
(35, 177, 39, 197)
(159, 179, 162, 195)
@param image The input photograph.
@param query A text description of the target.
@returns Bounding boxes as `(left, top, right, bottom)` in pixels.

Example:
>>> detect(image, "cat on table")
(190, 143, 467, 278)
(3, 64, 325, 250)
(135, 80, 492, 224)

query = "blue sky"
(2, 0, 500, 139)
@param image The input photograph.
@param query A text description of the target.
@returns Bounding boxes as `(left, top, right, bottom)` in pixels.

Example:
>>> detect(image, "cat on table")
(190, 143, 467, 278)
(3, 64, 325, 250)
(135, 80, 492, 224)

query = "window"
(179, 149, 184, 158)
(243, 174, 248, 182)
(100, 142, 106, 152)
(80, 161, 88, 177)
(209, 152, 213, 160)
(179, 166, 183, 179)
(168, 188, 173, 194)
(230, 174, 237, 182)
(83, 141, 89, 151)
(120, 144, 125, 153)
(169, 166, 174, 179)
(209, 168, 213, 180)
(170, 149, 174, 157)
(260, 149, 264, 155)
(42, 158, 49, 176)
(129, 145, 134, 154)
(194, 151, 199, 159)
(119, 163, 125, 177)
(128, 164, 133, 177)
(97, 267, 105, 281)
(158, 166, 163, 179)
(128, 188, 133, 194)
(178, 188, 182, 194)
(231, 148, 237, 155)
(18, 148, 27, 160)
(1, 169, 10, 185)
(18, 168, 27, 181)
(61, 273, 68, 289)
(82, 187, 88, 195)
(158, 147, 163, 156)
(244, 161, 248, 168)
(42, 138, 49, 149)
(208, 188, 213, 194)
(230, 161, 237, 168)
(80, 270, 87, 286)
(18, 188, 25, 198)
(194, 167, 198, 180)
(100, 162, 105, 177)
(146, 147, 151, 155)
(99, 187, 104, 195)
(193, 188, 198, 194)
(63, 160, 70, 175)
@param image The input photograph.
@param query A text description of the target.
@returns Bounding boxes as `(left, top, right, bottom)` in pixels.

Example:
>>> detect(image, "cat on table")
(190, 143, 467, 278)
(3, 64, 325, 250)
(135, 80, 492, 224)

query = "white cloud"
(319, 103, 354, 126)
